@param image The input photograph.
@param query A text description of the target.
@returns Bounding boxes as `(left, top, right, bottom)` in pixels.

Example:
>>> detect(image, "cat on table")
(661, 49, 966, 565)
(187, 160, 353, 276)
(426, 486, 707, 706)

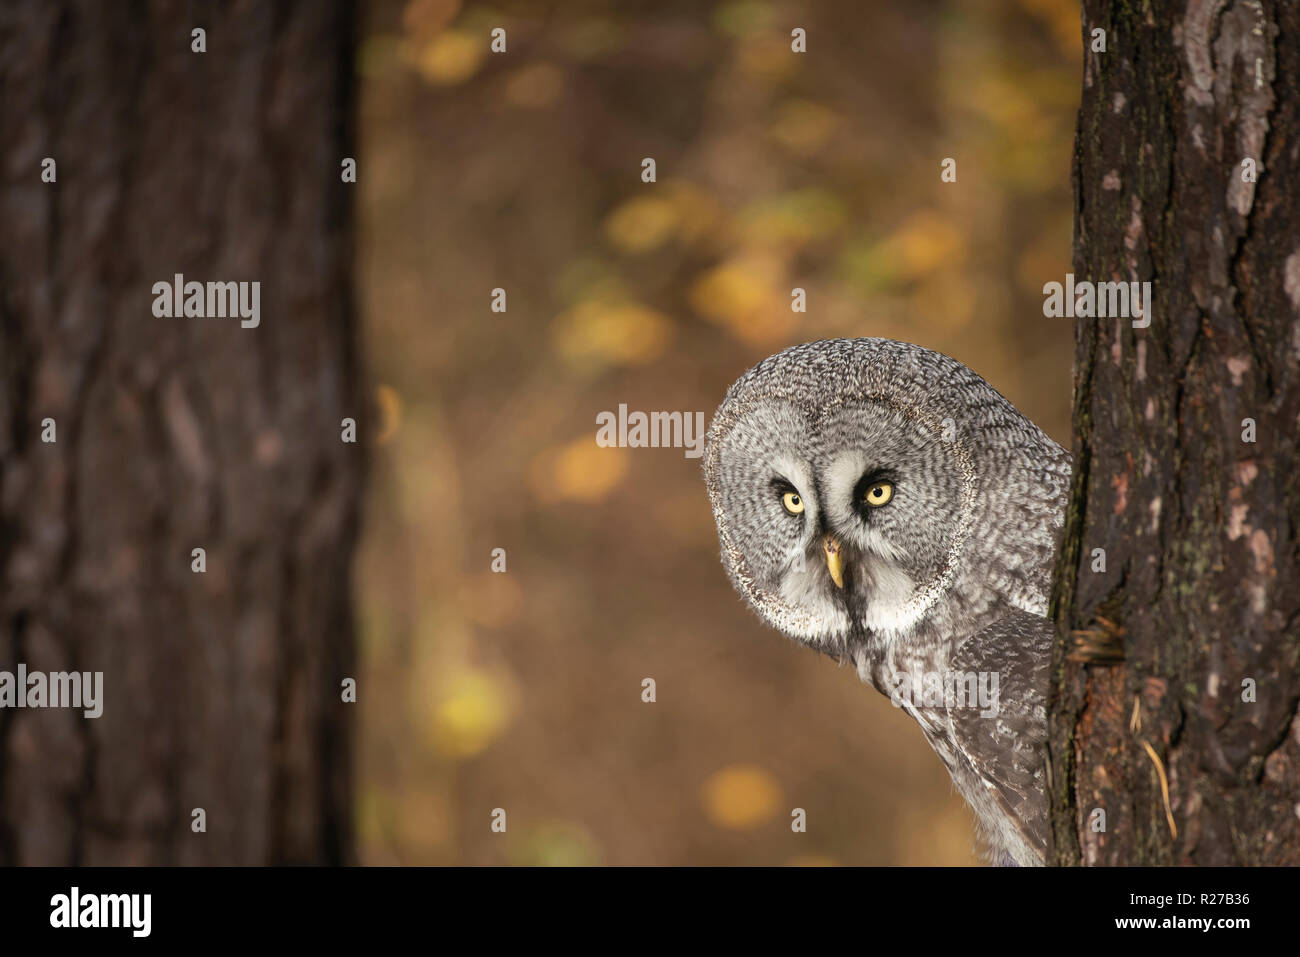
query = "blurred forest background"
(355, 0, 1080, 865)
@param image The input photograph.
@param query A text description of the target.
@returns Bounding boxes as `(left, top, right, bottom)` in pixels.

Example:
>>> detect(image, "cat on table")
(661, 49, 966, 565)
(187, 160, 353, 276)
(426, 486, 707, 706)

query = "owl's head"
(704, 338, 1064, 657)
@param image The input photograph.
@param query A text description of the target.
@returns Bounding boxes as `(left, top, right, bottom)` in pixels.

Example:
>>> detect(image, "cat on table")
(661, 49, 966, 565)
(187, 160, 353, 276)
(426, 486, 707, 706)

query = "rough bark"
(1049, 0, 1300, 864)
(0, 1, 363, 863)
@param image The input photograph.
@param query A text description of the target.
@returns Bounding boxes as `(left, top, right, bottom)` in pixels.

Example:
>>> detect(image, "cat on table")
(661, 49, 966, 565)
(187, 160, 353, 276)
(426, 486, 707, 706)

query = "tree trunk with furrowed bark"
(0, 2, 363, 863)
(1049, 0, 1300, 865)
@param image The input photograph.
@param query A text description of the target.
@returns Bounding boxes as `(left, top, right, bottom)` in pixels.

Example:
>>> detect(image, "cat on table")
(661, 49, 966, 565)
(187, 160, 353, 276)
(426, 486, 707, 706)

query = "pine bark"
(0, 1, 363, 864)
(1049, 0, 1300, 864)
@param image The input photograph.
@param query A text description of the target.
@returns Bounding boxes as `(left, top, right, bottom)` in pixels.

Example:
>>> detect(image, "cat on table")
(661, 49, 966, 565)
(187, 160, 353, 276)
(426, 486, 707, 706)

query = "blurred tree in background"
(0, 2, 361, 864)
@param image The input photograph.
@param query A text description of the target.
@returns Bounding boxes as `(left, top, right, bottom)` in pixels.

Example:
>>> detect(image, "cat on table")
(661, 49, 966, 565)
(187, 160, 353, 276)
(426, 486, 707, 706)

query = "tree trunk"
(0, 1, 363, 864)
(1049, 1, 1300, 864)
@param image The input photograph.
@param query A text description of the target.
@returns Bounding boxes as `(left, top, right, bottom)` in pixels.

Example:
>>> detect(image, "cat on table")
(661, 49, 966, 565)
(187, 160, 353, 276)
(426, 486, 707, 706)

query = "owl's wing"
(947, 606, 1053, 861)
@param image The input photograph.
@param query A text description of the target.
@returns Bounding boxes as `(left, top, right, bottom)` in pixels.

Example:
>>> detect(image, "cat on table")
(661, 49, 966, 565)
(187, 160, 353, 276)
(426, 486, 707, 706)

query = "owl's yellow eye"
(864, 482, 894, 507)
(782, 491, 805, 514)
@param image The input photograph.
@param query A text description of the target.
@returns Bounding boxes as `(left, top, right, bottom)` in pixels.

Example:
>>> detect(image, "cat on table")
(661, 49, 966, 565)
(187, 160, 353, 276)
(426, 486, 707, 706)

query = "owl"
(703, 338, 1071, 866)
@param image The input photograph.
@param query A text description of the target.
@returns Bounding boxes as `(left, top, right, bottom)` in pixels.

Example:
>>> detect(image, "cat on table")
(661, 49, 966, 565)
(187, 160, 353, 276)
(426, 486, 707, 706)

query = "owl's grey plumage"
(703, 338, 1070, 866)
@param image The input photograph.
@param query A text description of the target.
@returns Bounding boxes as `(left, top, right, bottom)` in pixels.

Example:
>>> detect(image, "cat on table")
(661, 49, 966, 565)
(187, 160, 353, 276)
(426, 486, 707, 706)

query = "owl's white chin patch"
(779, 617, 852, 649)
(763, 553, 924, 645)
(858, 560, 923, 638)
(775, 570, 851, 641)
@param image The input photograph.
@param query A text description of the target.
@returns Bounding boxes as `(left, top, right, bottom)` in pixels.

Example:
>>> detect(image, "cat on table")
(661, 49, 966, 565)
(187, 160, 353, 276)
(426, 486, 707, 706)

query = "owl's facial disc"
(707, 389, 973, 647)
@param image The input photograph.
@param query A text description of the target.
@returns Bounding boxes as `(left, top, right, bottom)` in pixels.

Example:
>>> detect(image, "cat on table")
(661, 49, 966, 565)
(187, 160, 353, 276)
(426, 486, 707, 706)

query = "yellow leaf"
(530, 436, 629, 504)
(551, 301, 674, 367)
(428, 668, 511, 759)
(689, 258, 773, 323)
(701, 764, 782, 830)
(414, 30, 484, 85)
(374, 384, 403, 446)
(688, 255, 797, 345)
(888, 212, 966, 280)
(604, 196, 681, 254)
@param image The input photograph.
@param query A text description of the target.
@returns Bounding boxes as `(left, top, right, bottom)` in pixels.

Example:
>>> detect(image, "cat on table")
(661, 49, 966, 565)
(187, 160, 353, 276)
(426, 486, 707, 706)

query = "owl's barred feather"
(704, 338, 1070, 866)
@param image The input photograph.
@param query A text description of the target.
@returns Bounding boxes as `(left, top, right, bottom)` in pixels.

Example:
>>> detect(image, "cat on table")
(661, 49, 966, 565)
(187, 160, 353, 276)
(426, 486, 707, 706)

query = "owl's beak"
(822, 536, 846, 589)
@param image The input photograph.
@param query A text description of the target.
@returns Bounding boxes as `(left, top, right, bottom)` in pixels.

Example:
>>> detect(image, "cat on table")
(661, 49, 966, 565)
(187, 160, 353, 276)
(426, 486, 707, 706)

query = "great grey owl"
(703, 338, 1070, 866)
